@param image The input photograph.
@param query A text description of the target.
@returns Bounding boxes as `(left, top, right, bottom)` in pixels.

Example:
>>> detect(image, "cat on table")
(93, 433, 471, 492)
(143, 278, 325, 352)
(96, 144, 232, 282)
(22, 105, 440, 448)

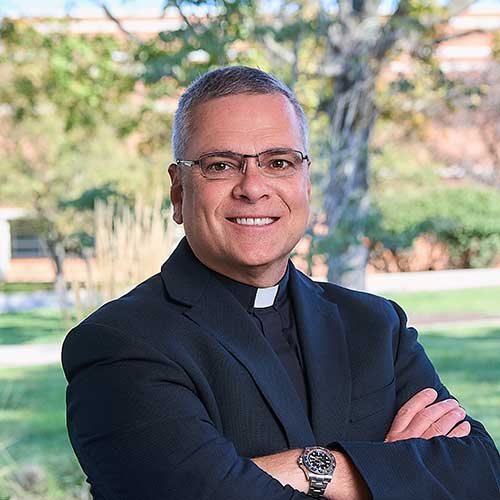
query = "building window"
(10, 219, 49, 258)
(11, 234, 49, 258)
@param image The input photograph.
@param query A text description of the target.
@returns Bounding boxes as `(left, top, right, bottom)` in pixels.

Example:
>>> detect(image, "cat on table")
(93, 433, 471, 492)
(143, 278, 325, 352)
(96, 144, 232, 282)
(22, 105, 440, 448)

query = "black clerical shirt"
(214, 266, 309, 416)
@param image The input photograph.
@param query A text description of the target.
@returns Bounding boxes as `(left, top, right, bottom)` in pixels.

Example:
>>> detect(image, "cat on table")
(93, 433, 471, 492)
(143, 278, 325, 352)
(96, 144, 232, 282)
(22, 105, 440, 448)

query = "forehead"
(186, 93, 303, 157)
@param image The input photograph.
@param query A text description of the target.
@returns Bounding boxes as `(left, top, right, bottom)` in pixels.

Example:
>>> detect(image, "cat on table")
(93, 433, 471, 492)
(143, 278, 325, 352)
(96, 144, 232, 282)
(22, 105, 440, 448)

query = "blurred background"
(0, 0, 499, 498)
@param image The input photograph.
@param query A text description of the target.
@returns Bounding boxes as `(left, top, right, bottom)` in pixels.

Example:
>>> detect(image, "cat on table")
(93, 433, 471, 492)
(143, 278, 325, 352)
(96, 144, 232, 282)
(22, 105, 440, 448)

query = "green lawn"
(387, 286, 500, 318)
(1, 287, 498, 348)
(0, 324, 498, 499)
(0, 283, 54, 293)
(419, 325, 500, 444)
(0, 310, 75, 346)
(0, 364, 87, 499)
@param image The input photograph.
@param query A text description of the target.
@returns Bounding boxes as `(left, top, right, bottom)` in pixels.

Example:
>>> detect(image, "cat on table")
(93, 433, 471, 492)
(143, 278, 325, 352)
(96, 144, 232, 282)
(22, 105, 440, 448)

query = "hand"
(385, 388, 471, 442)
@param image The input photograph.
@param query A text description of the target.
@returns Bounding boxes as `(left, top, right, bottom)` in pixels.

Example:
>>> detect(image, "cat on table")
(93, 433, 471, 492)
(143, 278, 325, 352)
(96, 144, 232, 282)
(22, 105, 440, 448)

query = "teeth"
(234, 217, 275, 226)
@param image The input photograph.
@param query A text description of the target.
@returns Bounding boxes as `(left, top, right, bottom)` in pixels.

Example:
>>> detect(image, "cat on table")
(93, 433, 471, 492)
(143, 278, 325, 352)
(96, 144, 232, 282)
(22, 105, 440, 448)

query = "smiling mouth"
(227, 217, 279, 226)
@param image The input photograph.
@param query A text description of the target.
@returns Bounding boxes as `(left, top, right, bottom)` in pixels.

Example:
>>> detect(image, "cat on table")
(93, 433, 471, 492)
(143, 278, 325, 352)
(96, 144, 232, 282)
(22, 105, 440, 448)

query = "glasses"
(176, 148, 310, 180)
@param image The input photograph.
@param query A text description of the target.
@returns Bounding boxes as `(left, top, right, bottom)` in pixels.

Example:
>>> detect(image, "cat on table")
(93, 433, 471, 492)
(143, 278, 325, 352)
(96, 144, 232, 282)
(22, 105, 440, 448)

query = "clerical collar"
(214, 265, 290, 311)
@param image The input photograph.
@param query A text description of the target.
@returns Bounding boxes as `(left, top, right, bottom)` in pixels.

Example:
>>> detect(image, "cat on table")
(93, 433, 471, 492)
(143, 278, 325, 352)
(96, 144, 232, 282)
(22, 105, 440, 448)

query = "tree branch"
(172, 0, 200, 37)
(96, 2, 141, 44)
(375, 0, 483, 63)
(262, 34, 296, 65)
(434, 28, 486, 45)
(160, 0, 169, 17)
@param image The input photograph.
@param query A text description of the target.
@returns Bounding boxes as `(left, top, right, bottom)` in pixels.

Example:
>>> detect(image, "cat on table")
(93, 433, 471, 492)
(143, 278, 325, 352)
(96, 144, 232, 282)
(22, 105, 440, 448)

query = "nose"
(231, 157, 271, 202)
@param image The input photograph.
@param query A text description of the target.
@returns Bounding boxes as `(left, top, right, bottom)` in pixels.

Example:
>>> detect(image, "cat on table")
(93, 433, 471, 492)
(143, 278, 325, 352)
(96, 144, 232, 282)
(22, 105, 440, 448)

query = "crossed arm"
(251, 388, 471, 499)
(63, 317, 500, 499)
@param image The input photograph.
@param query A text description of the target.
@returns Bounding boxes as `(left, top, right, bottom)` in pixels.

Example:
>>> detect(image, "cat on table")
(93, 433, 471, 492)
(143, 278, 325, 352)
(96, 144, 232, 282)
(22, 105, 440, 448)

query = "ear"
(168, 163, 184, 225)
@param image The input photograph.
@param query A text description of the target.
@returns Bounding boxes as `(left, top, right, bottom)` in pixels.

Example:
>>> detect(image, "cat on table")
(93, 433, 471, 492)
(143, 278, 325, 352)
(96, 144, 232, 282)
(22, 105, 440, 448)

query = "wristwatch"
(298, 446, 336, 498)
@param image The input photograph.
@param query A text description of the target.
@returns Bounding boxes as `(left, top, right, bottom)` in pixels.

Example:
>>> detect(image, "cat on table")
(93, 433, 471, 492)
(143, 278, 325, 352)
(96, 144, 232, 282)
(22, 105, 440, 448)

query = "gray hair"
(172, 66, 309, 159)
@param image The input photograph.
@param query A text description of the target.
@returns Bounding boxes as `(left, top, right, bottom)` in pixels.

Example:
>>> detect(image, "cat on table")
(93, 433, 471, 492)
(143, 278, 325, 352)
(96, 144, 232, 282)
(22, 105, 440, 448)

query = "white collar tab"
(253, 285, 279, 308)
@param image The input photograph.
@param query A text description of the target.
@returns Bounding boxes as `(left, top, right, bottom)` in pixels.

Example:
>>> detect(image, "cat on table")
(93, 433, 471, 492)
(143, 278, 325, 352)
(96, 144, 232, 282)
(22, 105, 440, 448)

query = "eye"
(268, 158, 291, 170)
(261, 150, 302, 173)
(205, 161, 233, 172)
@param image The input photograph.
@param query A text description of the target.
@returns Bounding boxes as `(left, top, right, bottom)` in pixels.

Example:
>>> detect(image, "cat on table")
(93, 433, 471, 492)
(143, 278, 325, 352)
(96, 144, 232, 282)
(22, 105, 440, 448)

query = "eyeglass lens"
(199, 149, 305, 179)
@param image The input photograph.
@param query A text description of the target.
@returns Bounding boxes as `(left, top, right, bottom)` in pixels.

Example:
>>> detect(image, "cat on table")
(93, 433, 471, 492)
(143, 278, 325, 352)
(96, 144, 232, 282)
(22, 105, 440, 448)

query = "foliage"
(0, 18, 170, 279)
(71, 196, 181, 321)
(376, 58, 460, 141)
(0, 18, 135, 131)
(0, 115, 167, 264)
(492, 31, 500, 61)
(132, 0, 480, 287)
(427, 62, 500, 187)
(138, 0, 260, 86)
(2, 3, 495, 286)
(370, 185, 500, 269)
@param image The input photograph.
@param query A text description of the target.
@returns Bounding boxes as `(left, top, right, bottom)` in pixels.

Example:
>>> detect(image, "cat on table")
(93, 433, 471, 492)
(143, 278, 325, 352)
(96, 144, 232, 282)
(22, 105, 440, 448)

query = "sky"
(0, 0, 168, 17)
(1, 0, 499, 18)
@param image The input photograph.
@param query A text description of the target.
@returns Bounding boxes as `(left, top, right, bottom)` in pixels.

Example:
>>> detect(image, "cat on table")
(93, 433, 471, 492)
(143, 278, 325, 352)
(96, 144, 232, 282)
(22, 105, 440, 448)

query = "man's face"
(169, 92, 311, 285)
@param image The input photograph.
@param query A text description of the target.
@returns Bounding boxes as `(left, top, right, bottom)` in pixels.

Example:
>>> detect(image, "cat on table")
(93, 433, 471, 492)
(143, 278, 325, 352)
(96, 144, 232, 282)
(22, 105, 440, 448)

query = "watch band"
(298, 446, 336, 498)
(308, 474, 331, 497)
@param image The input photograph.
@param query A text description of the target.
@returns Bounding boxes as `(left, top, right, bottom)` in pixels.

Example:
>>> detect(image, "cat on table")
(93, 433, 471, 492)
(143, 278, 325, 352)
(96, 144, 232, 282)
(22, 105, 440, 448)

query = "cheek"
(290, 181, 311, 211)
(289, 183, 311, 230)
(184, 184, 226, 226)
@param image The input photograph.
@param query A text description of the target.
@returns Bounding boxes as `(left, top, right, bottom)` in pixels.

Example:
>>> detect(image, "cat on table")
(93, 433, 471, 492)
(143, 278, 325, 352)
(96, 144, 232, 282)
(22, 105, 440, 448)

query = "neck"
(219, 262, 288, 288)
(192, 253, 288, 288)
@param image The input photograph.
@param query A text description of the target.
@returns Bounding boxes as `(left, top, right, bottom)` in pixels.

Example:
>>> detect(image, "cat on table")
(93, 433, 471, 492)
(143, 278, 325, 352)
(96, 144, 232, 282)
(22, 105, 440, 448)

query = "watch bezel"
(302, 447, 336, 475)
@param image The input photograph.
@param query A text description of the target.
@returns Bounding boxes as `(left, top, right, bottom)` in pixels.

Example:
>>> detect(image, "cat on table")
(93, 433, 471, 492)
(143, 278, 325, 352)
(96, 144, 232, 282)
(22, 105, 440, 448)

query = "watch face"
(303, 448, 335, 475)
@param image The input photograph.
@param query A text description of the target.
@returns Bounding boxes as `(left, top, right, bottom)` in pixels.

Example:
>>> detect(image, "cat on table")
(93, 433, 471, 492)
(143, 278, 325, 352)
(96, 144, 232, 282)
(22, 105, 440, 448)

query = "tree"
(255, 0, 485, 288)
(102, 0, 481, 287)
(0, 18, 168, 287)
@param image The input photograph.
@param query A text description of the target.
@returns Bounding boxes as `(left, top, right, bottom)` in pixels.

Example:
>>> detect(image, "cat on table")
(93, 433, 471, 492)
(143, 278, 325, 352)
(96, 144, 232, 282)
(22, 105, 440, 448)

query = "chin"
(230, 250, 288, 270)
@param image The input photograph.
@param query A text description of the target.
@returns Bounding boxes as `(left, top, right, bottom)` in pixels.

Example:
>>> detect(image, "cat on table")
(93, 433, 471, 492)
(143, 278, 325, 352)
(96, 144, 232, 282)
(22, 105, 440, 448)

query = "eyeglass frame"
(175, 148, 311, 179)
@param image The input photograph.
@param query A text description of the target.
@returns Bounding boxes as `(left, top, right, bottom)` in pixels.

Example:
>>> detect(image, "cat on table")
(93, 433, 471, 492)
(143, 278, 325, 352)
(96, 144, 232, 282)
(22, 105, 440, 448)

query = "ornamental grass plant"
(72, 194, 182, 321)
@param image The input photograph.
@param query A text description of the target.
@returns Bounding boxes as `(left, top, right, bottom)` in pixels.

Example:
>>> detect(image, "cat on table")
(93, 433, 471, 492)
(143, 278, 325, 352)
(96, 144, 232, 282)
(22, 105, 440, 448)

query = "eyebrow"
(199, 147, 298, 158)
(199, 150, 241, 157)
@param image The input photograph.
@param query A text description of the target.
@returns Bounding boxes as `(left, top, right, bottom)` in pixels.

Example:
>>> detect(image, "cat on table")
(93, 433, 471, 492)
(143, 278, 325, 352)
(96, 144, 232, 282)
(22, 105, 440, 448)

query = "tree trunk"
(323, 75, 377, 289)
(45, 235, 68, 310)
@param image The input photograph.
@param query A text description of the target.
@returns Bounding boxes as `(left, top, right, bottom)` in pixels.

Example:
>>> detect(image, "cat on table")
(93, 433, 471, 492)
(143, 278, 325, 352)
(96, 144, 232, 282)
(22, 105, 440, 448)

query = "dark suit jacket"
(62, 238, 500, 500)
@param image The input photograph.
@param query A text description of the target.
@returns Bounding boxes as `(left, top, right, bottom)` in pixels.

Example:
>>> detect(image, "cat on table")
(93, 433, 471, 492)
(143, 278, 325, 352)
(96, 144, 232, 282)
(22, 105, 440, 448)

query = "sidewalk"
(411, 316, 500, 330)
(0, 290, 74, 313)
(0, 342, 62, 367)
(2, 267, 500, 313)
(365, 268, 500, 294)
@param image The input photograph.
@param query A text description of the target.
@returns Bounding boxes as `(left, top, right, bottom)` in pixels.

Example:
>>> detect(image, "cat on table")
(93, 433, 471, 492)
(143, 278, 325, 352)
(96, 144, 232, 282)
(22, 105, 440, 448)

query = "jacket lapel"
(161, 239, 316, 449)
(289, 266, 352, 445)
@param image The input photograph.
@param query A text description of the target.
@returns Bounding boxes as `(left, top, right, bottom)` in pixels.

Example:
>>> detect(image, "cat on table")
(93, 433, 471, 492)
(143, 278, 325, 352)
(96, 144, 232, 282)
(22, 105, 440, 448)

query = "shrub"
(369, 185, 500, 270)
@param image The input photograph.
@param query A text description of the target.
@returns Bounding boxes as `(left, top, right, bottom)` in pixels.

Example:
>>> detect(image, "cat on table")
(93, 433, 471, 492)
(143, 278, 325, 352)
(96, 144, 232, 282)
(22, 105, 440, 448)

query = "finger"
(388, 388, 438, 434)
(421, 406, 466, 439)
(405, 399, 460, 437)
(447, 421, 472, 438)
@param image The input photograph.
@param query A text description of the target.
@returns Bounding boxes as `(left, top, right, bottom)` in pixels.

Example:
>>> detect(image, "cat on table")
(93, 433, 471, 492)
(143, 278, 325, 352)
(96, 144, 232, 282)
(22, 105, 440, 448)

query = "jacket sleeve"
(332, 301, 500, 500)
(62, 322, 310, 500)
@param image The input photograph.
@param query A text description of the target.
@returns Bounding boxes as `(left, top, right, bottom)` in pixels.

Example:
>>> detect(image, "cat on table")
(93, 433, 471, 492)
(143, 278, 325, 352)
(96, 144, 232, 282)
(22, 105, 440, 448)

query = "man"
(62, 66, 500, 500)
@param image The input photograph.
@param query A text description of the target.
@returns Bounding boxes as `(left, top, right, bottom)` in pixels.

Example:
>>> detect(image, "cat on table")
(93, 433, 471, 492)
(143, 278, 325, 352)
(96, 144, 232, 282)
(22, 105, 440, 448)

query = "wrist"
(298, 446, 336, 498)
(324, 450, 371, 500)
(252, 449, 309, 493)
